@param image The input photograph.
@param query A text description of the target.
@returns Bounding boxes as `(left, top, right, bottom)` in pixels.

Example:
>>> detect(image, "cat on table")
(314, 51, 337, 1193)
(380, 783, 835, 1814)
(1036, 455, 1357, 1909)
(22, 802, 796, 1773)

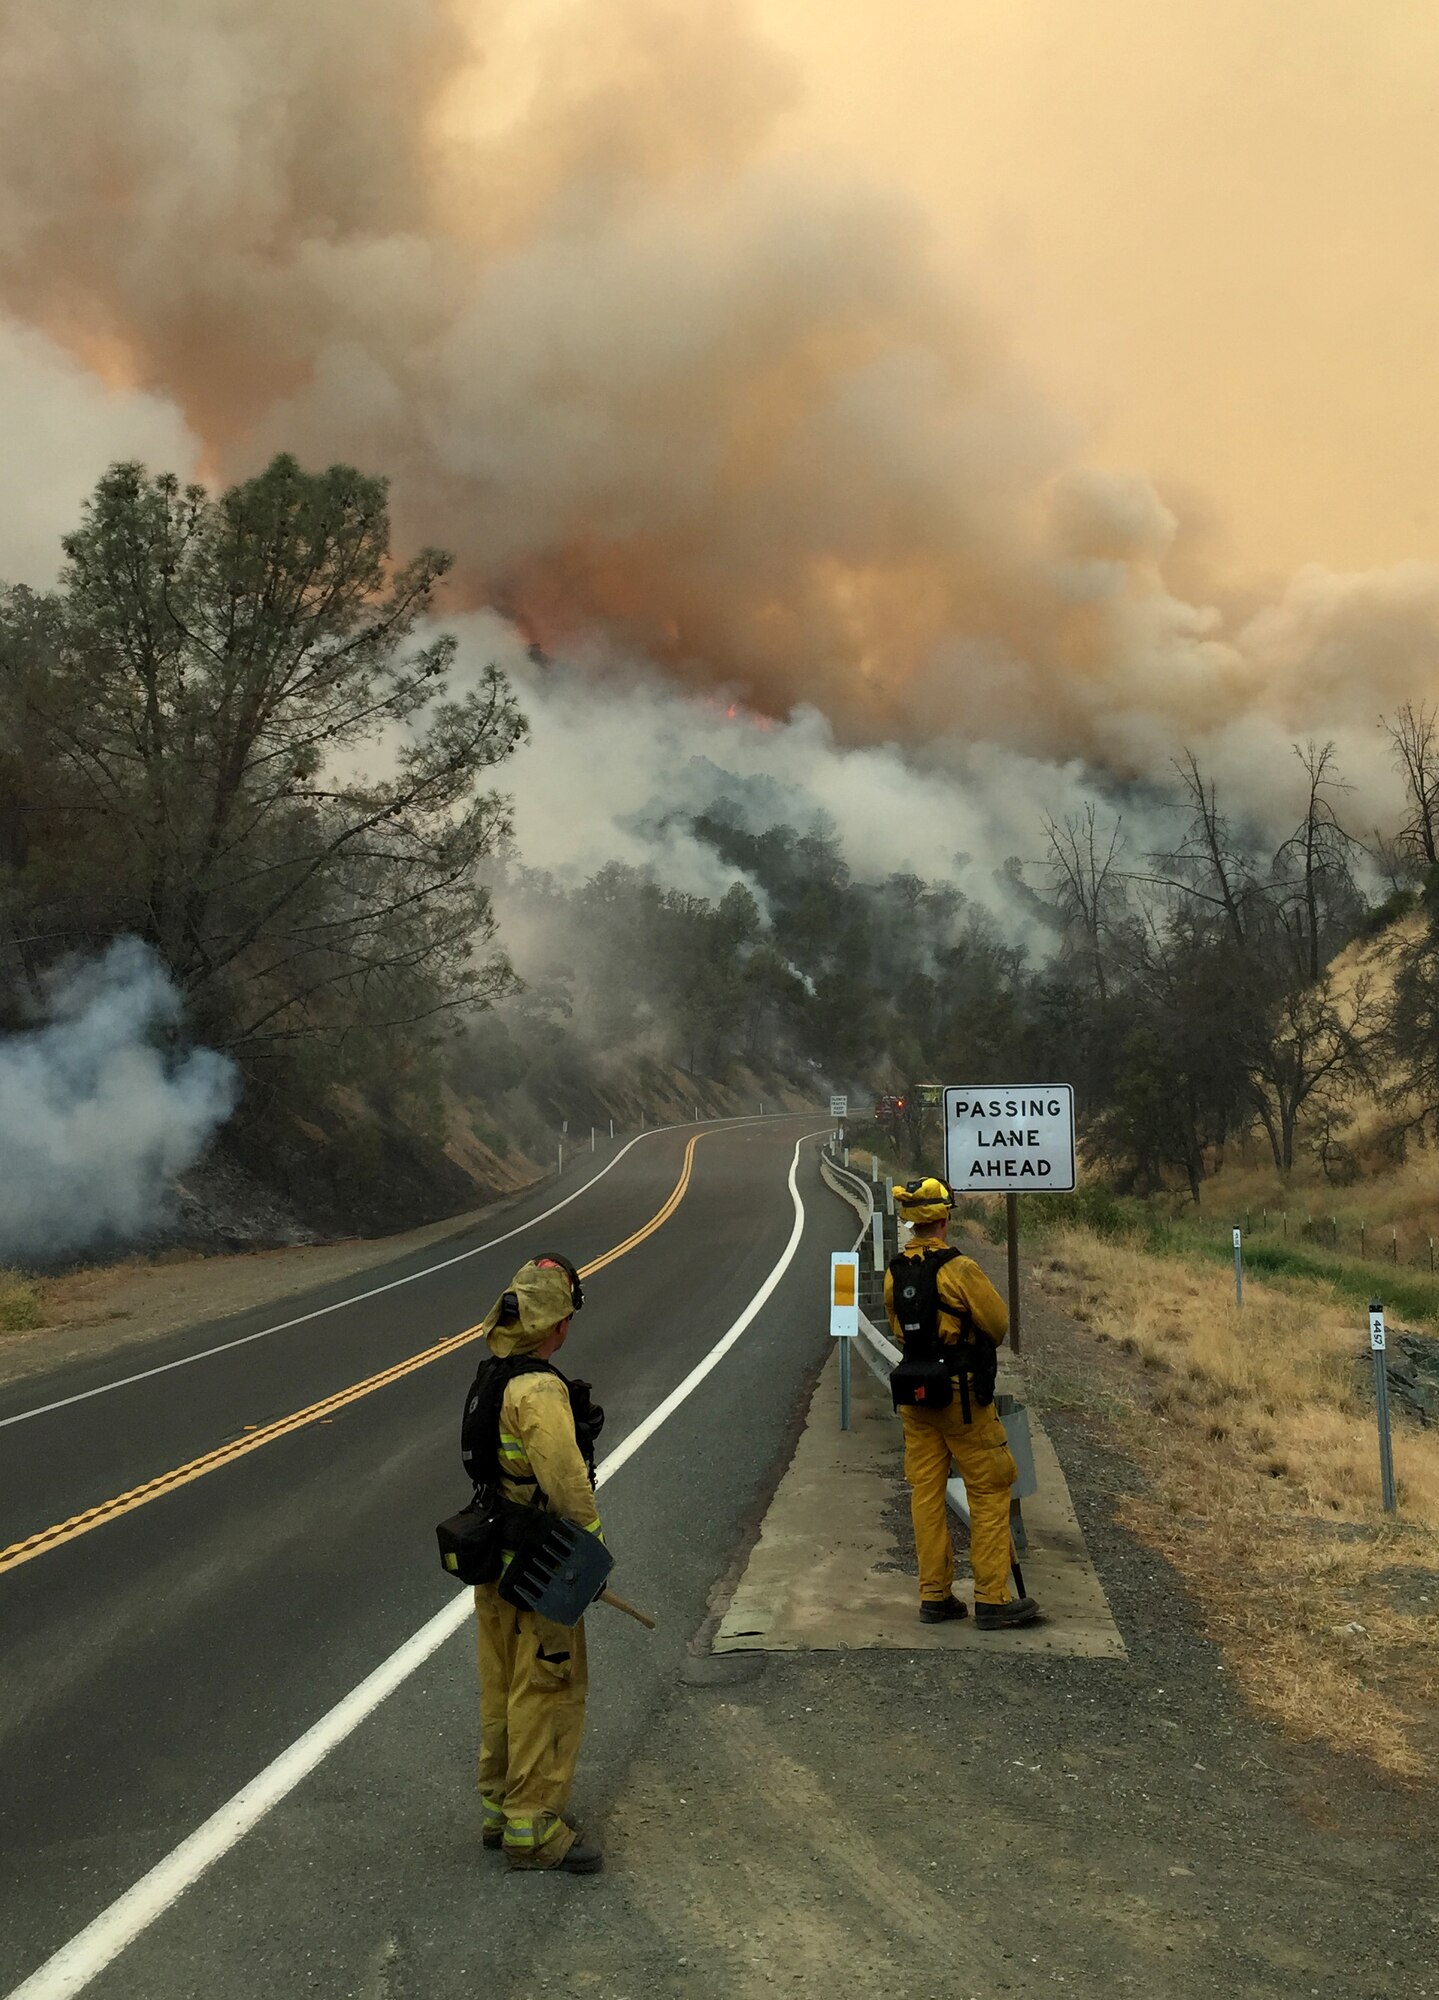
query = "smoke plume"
(0, 941, 238, 1264)
(0, 0, 1435, 790)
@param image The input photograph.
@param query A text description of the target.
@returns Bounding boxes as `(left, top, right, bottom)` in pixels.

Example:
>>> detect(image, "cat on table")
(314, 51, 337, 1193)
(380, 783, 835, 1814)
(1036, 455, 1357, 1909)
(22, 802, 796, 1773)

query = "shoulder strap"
(460, 1354, 556, 1487)
(888, 1246, 975, 1359)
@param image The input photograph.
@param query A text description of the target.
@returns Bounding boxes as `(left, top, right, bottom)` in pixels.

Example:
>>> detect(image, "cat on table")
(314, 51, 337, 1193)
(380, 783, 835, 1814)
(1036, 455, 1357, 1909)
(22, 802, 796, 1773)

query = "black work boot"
(975, 1595, 1041, 1630)
(554, 1837, 603, 1875)
(918, 1595, 969, 1624)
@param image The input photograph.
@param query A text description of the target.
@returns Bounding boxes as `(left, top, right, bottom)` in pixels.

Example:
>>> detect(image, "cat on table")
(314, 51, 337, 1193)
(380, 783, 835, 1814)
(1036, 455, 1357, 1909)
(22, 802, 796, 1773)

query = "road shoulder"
(714, 1347, 1124, 1657)
(0, 1185, 551, 1393)
(496, 1278, 1438, 1998)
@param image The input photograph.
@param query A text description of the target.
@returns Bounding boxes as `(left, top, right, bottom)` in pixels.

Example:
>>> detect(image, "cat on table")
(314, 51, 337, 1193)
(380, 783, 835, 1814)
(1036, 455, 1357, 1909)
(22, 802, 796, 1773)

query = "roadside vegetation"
(0, 1270, 45, 1333)
(1019, 1221, 1439, 1780)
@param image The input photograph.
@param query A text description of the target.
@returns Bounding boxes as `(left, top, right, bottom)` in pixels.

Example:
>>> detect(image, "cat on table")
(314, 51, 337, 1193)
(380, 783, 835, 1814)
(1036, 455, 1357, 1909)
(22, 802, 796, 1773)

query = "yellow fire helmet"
(480, 1260, 578, 1358)
(893, 1176, 956, 1226)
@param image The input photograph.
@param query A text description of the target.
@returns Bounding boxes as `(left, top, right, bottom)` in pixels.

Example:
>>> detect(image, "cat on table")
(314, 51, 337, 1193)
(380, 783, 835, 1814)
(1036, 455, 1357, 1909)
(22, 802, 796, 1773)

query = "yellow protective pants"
(475, 1584, 588, 1864)
(901, 1397, 1018, 1607)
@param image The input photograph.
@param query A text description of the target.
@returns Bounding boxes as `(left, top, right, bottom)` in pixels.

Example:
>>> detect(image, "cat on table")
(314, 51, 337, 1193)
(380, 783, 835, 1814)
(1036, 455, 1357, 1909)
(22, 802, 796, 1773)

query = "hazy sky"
(753, 0, 1439, 583)
(2, 0, 1436, 818)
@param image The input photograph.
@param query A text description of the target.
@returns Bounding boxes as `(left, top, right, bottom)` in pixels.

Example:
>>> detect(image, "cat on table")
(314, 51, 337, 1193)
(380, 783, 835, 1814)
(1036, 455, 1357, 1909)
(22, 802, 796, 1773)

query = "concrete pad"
(715, 1346, 1127, 1657)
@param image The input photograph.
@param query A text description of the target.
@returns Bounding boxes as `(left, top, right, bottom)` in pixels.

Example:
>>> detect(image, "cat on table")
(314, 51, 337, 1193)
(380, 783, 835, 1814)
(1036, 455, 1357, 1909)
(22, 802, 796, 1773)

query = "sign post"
(1006, 1193, 1021, 1353)
(1233, 1226, 1244, 1308)
(831, 1251, 860, 1431)
(1370, 1298, 1397, 1513)
(943, 1086, 1076, 1359)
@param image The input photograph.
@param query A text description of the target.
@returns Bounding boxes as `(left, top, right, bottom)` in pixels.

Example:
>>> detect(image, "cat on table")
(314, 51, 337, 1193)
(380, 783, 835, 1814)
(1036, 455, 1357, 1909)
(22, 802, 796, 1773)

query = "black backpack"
(460, 1354, 553, 1487)
(888, 1247, 997, 1422)
(460, 1354, 606, 1488)
(438, 1356, 607, 1588)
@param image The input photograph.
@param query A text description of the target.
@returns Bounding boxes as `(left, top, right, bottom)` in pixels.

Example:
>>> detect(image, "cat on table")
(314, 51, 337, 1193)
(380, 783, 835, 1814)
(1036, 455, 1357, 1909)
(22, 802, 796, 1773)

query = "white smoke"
(0, 319, 197, 587)
(0, 939, 238, 1264)
(445, 610, 1395, 966)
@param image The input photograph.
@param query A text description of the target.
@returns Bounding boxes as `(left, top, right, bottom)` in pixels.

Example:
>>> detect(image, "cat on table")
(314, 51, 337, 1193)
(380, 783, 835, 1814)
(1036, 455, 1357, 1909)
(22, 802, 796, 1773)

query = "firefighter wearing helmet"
(886, 1178, 1040, 1628)
(467, 1255, 606, 1872)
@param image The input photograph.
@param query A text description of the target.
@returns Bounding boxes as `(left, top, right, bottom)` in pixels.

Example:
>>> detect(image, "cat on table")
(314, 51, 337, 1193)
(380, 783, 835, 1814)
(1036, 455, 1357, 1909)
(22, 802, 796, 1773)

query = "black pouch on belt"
(889, 1356, 954, 1411)
(436, 1488, 536, 1586)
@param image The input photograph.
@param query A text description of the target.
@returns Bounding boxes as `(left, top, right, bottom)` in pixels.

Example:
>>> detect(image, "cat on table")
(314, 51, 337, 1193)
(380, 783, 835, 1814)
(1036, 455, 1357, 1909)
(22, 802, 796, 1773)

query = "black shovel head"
(499, 1516, 614, 1626)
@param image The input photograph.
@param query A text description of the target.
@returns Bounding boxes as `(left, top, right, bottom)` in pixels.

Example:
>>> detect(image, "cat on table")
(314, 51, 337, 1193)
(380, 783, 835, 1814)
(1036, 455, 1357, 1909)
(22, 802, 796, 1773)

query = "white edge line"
(4, 1131, 827, 2000)
(1, 1114, 800, 1430)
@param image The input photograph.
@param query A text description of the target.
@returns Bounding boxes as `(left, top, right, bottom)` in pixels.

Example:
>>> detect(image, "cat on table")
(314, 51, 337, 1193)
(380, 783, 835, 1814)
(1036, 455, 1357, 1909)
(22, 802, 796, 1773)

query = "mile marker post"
(1370, 1298, 1398, 1513)
(1233, 1225, 1244, 1308)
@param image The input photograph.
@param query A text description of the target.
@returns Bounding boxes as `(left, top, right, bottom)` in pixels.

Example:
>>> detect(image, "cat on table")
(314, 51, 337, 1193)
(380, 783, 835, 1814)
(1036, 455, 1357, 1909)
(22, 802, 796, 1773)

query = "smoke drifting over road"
(1, 0, 1436, 806)
(0, 942, 237, 1263)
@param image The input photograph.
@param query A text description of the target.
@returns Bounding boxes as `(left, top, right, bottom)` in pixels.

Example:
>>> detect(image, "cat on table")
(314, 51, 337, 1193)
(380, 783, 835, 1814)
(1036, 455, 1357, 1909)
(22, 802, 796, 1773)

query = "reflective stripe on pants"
(475, 1583, 587, 1861)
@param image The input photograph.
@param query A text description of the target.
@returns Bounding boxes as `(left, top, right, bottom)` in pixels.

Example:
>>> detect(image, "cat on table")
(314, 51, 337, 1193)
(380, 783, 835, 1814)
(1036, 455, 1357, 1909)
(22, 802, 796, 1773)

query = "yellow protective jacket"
(497, 1369, 602, 1539)
(883, 1235, 1009, 1353)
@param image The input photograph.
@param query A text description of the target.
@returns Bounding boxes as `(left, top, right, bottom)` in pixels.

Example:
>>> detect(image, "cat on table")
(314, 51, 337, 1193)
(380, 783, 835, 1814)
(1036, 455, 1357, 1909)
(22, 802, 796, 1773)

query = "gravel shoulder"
(495, 1233, 1439, 1999)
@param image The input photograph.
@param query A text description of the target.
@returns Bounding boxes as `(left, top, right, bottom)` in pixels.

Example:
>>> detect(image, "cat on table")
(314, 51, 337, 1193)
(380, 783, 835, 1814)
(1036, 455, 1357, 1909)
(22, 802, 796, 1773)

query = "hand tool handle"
(598, 1588, 657, 1629)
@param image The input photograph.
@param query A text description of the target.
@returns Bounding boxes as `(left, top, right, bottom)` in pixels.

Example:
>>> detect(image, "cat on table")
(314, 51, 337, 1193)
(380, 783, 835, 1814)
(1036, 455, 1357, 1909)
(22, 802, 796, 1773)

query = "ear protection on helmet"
(894, 1176, 956, 1211)
(534, 1251, 584, 1312)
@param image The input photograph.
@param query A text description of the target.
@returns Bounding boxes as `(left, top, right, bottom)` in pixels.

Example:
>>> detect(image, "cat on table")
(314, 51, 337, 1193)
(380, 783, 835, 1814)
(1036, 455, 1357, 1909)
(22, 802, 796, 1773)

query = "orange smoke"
(0, 0, 1436, 781)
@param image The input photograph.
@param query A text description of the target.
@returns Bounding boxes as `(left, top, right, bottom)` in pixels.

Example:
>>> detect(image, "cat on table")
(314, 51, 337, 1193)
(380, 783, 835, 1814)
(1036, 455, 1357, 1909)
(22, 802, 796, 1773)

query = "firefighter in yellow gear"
(885, 1178, 1040, 1630)
(474, 1258, 605, 1873)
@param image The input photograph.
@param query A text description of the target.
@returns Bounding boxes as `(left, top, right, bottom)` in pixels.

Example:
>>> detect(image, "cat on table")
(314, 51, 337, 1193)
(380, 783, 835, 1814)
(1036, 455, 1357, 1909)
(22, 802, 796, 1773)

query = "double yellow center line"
(0, 1136, 704, 1579)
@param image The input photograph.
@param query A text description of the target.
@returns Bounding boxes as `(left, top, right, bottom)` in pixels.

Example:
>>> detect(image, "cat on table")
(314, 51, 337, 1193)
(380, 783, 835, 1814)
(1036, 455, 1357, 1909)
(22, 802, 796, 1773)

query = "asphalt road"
(0, 1113, 849, 1998)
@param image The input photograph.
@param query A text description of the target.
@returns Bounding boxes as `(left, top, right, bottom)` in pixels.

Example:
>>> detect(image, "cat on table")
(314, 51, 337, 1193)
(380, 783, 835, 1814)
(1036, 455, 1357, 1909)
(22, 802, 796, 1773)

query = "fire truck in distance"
(876, 1085, 942, 1130)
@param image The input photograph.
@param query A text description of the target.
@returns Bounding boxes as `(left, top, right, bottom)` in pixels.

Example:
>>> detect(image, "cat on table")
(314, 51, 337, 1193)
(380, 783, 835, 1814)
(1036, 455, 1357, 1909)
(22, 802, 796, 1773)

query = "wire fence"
(1184, 1208, 1438, 1274)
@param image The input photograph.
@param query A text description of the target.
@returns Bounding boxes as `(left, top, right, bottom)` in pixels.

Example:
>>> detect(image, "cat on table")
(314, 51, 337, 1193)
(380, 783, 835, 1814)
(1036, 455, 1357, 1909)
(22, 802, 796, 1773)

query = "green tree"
(0, 456, 524, 1061)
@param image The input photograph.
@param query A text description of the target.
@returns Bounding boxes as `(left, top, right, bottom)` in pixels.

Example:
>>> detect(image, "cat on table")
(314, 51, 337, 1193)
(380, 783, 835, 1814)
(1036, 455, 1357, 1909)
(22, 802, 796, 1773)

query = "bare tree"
(1042, 803, 1127, 1003)
(1241, 972, 1375, 1172)
(1383, 701, 1439, 872)
(1274, 740, 1364, 984)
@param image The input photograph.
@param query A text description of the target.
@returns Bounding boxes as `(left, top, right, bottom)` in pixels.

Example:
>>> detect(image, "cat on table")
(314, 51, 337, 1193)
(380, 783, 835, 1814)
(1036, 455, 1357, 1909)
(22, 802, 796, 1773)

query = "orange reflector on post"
(830, 1252, 860, 1337)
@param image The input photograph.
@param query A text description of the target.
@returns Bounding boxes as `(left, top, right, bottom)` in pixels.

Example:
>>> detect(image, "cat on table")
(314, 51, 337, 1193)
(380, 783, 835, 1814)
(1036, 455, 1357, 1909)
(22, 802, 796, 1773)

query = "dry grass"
(1033, 1226, 1439, 1780)
(0, 1270, 47, 1333)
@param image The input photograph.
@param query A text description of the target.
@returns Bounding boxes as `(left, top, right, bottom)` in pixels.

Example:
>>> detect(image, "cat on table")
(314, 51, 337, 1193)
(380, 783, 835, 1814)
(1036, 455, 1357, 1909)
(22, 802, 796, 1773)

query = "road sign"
(942, 1086, 1076, 1191)
(830, 1094, 848, 1119)
(1370, 1306, 1387, 1352)
(829, 1252, 859, 1337)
